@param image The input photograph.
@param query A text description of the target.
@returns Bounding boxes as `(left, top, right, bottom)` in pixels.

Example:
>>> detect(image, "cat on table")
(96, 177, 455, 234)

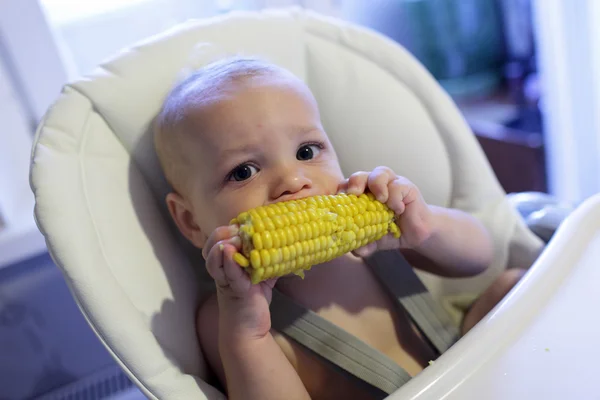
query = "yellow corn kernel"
(254, 208, 266, 219)
(342, 231, 356, 243)
(273, 215, 285, 229)
(253, 219, 266, 233)
(232, 193, 400, 284)
(302, 240, 310, 256)
(264, 218, 275, 232)
(357, 228, 366, 241)
(282, 246, 291, 261)
(320, 236, 327, 249)
(250, 249, 261, 269)
(298, 224, 307, 241)
(295, 241, 303, 257)
(233, 252, 249, 267)
(285, 227, 295, 245)
(266, 206, 277, 217)
(252, 268, 264, 282)
(273, 230, 282, 248)
(291, 226, 300, 242)
(364, 212, 372, 225)
(270, 248, 280, 264)
(314, 237, 321, 252)
(305, 223, 313, 240)
(260, 249, 271, 267)
(252, 233, 263, 251)
(288, 212, 298, 226)
(262, 231, 273, 249)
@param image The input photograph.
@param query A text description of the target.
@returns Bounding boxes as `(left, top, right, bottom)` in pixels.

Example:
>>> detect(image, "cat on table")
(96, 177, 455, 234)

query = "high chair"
(29, 7, 600, 399)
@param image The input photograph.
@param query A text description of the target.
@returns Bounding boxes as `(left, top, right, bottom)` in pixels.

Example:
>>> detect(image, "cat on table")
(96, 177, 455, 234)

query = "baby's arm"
(197, 291, 309, 400)
(342, 167, 493, 277)
(199, 228, 310, 400)
(405, 205, 493, 277)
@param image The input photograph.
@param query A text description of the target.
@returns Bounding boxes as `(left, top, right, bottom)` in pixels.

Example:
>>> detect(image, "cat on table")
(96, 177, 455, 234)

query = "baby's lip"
(270, 196, 305, 205)
(273, 191, 332, 204)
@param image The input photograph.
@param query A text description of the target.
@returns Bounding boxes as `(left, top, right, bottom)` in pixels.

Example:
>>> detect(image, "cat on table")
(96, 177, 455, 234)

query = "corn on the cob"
(231, 193, 401, 284)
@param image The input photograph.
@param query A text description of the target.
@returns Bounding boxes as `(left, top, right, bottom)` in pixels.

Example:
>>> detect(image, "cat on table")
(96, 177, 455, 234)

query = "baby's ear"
(166, 192, 205, 248)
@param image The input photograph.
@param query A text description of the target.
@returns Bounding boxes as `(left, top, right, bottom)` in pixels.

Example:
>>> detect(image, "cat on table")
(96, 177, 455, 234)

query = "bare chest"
(275, 256, 437, 377)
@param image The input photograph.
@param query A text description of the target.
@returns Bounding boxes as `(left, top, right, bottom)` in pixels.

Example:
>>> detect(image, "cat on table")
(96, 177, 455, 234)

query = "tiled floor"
(0, 251, 143, 399)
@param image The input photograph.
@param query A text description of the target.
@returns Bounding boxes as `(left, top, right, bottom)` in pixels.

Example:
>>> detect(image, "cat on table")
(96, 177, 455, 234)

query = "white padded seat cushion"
(30, 8, 543, 400)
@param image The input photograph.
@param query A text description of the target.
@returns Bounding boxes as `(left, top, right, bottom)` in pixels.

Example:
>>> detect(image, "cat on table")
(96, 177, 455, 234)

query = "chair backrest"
(30, 7, 543, 399)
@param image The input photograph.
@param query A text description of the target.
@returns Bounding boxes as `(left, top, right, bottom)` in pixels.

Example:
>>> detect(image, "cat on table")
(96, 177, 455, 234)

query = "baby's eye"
(229, 164, 258, 182)
(297, 143, 322, 161)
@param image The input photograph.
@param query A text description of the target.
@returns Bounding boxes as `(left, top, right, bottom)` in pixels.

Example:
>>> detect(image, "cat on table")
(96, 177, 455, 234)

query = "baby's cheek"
(213, 198, 254, 226)
(323, 168, 345, 194)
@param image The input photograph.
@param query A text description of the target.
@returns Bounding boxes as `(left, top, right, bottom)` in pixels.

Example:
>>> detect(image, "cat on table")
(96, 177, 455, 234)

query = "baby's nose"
(272, 172, 312, 201)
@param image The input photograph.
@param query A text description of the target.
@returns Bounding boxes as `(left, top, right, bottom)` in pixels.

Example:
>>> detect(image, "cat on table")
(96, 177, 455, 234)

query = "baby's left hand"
(338, 166, 434, 257)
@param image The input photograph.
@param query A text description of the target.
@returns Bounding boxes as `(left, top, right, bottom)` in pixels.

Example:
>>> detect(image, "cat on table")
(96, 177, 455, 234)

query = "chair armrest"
(506, 191, 575, 242)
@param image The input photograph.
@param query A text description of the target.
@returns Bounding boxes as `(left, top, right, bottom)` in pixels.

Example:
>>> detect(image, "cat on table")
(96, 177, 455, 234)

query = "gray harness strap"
(271, 290, 411, 397)
(269, 250, 459, 397)
(364, 250, 460, 354)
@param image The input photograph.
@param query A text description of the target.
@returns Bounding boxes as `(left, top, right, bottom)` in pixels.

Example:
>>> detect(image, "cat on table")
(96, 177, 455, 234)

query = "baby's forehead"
(176, 96, 251, 157)
(159, 57, 314, 158)
(173, 58, 290, 102)
(179, 74, 306, 132)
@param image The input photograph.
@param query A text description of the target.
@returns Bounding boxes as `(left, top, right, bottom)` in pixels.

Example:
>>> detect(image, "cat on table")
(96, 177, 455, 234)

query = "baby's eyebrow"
(219, 143, 260, 158)
(285, 125, 322, 140)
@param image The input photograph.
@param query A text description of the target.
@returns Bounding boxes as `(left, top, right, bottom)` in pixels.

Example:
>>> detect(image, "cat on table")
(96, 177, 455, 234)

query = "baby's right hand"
(203, 225, 277, 337)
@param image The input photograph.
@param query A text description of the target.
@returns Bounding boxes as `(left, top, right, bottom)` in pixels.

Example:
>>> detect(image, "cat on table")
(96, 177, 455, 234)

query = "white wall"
(0, 0, 68, 221)
(0, 52, 47, 267)
(0, 0, 65, 265)
(0, 0, 68, 121)
(533, 0, 600, 203)
(0, 57, 34, 225)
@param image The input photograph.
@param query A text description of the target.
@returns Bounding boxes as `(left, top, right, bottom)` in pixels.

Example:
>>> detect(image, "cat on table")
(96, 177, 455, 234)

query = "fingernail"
(229, 225, 239, 235)
(229, 236, 241, 248)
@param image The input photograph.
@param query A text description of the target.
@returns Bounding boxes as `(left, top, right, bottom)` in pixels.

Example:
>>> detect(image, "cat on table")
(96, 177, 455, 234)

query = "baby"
(154, 56, 526, 400)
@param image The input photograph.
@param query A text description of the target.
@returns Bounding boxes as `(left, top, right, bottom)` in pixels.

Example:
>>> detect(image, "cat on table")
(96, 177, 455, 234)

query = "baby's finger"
(347, 171, 369, 196)
(222, 244, 251, 294)
(205, 236, 241, 284)
(387, 178, 409, 215)
(263, 278, 278, 289)
(262, 278, 278, 304)
(203, 225, 239, 259)
(367, 167, 395, 203)
(352, 242, 377, 258)
(337, 178, 349, 194)
(351, 234, 400, 258)
(205, 243, 227, 287)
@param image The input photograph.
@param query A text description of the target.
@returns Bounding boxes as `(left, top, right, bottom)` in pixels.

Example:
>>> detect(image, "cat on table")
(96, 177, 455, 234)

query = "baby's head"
(154, 56, 344, 248)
